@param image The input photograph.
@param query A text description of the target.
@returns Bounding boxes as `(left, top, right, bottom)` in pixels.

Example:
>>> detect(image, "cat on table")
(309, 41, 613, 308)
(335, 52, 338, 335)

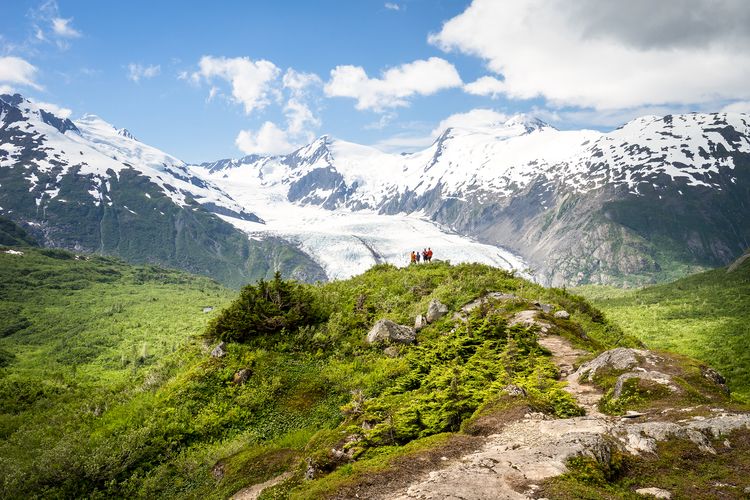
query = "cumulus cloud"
(384, 3, 401, 11)
(235, 122, 294, 155)
(0, 56, 42, 91)
(431, 0, 750, 110)
(373, 108, 512, 153)
(324, 57, 462, 111)
(282, 69, 322, 138)
(721, 101, 750, 114)
(464, 76, 505, 99)
(430, 108, 509, 136)
(191, 56, 280, 114)
(127, 63, 161, 83)
(30, 99, 72, 118)
(51, 17, 81, 38)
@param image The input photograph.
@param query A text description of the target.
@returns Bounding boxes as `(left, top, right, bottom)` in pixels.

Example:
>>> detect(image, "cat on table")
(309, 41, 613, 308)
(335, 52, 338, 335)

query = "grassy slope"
(577, 256, 750, 402)
(0, 249, 640, 498)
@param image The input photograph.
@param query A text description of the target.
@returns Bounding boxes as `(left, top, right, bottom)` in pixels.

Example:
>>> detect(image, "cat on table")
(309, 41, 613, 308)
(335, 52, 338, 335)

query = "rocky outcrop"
(575, 348, 654, 382)
(414, 314, 426, 332)
(366, 319, 416, 344)
(554, 310, 570, 319)
(210, 341, 227, 358)
(425, 299, 448, 323)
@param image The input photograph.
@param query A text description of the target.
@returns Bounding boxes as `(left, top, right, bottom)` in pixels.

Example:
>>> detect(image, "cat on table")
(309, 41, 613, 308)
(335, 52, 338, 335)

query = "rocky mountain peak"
(503, 113, 554, 133)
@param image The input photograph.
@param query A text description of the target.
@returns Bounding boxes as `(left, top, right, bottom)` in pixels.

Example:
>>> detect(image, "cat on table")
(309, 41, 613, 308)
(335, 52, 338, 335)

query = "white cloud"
(191, 56, 280, 115)
(30, 99, 72, 118)
(372, 108, 512, 153)
(431, 108, 509, 136)
(29, 2, 82, 49)
(384, 3, 401, 11)
(464, 76, 505, 99)
(127, 63, 161, 83)
(430, 0, 750, 110)
(235, 122, 294, 155)
(51, 17, 81, 38)
(721, 101, 750, 114)
(324, 57, 463, 111)
(282, 68, 322, 92)
(372, 133, 435, 153)
(0, 56, 42, 91)
(281, 69, 322, 138)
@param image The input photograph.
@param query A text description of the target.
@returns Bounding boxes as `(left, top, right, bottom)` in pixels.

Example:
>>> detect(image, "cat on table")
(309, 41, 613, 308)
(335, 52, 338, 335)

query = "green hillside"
(577, 253, 750, 402)
(0, 247, 643, 498)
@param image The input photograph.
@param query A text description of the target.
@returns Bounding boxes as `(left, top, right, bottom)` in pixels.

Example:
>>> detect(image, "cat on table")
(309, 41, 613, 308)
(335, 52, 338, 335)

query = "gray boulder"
(414, 314, 427, 331)
(635, 487, 672, 498)
(426, 299, 449, 323)
(575, 348, 653, 382)
(232, 368, 251, 385)
(554, 310, 570, 320)
(534, 301, 554, 313)
(366, 319, 416, 344)
(210, 341, 227, 358)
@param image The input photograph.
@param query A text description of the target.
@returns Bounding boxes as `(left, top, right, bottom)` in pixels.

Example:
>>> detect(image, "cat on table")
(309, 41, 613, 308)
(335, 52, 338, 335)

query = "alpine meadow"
(1, 1, 750, 499)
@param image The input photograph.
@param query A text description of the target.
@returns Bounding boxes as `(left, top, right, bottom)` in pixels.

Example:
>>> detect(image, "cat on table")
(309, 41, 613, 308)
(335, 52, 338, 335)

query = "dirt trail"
(379, 329, 610, 499)
(537, 334, 604, 418)
(231, 471, 293, 500)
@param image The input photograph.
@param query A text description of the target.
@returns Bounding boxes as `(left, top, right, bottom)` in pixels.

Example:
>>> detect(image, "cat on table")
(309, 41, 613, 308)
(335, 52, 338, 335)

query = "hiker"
(416, 250, 421, 263)
(427, 247, 433, 262)
(410, 251, 417, 265)
(422, 248, 428, 263)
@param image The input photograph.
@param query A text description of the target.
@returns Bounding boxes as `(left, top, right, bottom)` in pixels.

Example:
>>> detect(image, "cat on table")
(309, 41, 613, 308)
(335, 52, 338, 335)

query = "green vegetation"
(0, 249, 638, 498)
(577, 254, 750, 402)
(539, 428, 750, 499)
(0, 215, 38, 247)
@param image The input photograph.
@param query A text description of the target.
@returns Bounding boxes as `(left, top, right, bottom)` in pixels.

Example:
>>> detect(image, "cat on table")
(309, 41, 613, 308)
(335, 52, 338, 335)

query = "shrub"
(206, 272, 328, 342)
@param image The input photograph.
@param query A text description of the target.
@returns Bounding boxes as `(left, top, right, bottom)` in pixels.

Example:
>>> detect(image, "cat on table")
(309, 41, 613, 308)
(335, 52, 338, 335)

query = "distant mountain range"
(0, 94, 325, 287)
(1, 92, 748, 286)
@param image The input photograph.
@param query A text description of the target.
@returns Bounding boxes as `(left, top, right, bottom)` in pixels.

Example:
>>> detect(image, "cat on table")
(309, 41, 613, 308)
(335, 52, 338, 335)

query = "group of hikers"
(410, 248, 433, 264)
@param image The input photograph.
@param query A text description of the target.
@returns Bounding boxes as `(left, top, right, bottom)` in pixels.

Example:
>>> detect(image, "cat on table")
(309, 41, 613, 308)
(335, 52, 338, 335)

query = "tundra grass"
(576, 257, 750, 402)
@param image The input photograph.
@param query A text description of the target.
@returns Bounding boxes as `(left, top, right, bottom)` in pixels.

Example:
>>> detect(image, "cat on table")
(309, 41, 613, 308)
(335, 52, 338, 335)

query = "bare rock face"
(366, 319, 416, 344)
(426, 299, 448, 323)
(211, 341, 228, 358)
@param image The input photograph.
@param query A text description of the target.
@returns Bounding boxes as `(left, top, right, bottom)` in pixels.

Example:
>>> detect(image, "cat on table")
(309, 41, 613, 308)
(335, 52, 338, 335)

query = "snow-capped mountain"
(0, 94, 325, 286)
(2, 90, 747, 286)
(0, 94, 529, 284)
(198, 112, 750, 285)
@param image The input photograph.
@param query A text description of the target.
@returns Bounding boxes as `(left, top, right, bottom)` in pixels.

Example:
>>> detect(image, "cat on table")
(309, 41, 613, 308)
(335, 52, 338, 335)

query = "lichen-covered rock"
(210, 341, 227, 358)
(534, 301, 554, 313)
(426, 299, 448, 323)
(612, 371, 679, 399)
(232, 368, 251, 385)
(366, 319, 416, 344)
(554, 310, 570, 319)
(635, 487, 672, 498)
(414, 314, 427, 331)
(701, 366, 730, 394)
(575, 348, 653, 382)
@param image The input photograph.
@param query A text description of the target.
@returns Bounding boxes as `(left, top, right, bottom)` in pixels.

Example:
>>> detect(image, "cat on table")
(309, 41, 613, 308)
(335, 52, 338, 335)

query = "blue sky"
(2, 0, 749, 162)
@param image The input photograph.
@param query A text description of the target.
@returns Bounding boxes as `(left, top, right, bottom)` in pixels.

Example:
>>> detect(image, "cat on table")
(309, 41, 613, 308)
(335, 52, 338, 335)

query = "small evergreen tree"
(207, 272, 327, 342)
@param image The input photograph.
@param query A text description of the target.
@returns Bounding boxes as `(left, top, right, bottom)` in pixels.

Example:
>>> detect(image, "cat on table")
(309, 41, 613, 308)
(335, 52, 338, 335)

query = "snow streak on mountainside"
(0, 94, 257, 222)
(200, 113, 750, 213)
(199, 111, 750, 285)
